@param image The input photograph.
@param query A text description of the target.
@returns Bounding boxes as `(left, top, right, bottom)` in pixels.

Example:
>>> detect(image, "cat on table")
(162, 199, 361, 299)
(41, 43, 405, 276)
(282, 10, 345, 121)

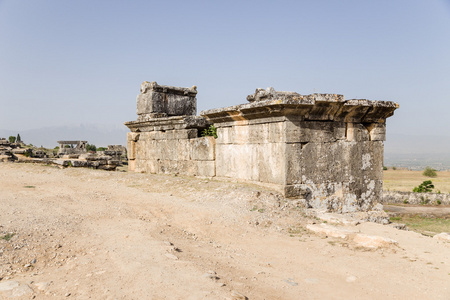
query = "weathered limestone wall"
(215, 119, 286, 185)
(127, 130, 215, 177)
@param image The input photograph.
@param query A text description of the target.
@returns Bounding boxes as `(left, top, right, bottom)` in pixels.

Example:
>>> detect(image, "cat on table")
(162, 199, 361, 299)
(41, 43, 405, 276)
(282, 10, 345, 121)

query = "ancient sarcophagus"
(126, 83, 399, 213)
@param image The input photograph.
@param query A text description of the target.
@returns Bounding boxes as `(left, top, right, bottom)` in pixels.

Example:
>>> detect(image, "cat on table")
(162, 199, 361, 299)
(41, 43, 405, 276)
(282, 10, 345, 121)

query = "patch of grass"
(23, 185, 35, 188)
(391, 215, 450, 235)
(1, 233, 15, 241)
(287, 226, 305, 236)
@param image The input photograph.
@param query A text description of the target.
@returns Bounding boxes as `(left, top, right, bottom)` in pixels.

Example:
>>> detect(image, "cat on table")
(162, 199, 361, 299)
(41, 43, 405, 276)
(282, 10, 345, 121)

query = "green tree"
(422, 166, 437, 177)
(16, 133, 21, 143)
(413, 180, 434, 193)
(86, 144, 97, 152)
(8, 136, 16, 143)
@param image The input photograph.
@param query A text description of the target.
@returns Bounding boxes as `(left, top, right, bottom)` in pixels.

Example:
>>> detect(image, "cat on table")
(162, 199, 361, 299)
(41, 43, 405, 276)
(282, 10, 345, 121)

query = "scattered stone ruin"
(0, 137, 124, 171)
(125, 82, 398, 212)
(54, 141, 121, 170)
(57, 140, 87, 155)
(0, 138, 33, 162)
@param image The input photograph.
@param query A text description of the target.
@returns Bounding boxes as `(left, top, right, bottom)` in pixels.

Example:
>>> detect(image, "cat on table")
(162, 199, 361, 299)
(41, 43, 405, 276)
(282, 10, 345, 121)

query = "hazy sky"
(1, 0, 449, 140)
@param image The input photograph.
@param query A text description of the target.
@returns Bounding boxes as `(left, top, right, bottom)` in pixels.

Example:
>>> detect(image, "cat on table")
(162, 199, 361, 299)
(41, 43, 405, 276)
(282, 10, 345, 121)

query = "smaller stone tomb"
(57, 141, 87, 155)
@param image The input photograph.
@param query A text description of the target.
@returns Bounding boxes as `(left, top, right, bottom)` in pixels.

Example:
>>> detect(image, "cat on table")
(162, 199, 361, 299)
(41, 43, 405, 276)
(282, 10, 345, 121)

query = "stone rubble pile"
(0, 138, 125, 171)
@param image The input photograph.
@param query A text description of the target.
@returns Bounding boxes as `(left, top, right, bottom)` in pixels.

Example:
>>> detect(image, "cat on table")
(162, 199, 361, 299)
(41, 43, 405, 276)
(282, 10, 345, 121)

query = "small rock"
(231, 290, 248, 300)
(433, 232, 450, 242)
(346, 275, 357, 282)
(31, 259, 37, 264)
(304, 278, 319, 284)
(203, 273, 220, 280)
(389, 223, 407, 230)
(24, 264, 31, 268)
(353, 234, 398, 249)
(0, 281, 19, 291)
(306, 224, 355, 239)
(65, 292, 71, 297)
(165, 253, 179, 260)
(34, 282, 50, 291)
(372, 203, 384, 211)
(283, 278, 298, 286)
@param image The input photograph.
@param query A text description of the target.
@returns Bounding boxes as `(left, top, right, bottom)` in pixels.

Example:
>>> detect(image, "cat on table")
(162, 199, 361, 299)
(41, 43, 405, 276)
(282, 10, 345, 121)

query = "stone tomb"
(125, 83, 398, 212)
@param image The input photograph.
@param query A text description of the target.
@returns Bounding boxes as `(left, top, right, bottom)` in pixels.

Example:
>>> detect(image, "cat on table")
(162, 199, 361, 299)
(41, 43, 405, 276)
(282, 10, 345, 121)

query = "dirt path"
(0, 163, 449, 299)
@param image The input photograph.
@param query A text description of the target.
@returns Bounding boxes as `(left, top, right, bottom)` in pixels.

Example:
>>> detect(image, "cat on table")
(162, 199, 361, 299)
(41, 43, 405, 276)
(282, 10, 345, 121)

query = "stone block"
(128, 160, 136, 172)
(256, 143, 285, 184)
(346, 123, 370, 141)
(71, 160, 89, 167)
(216, 127, 232, 144)
(367, 122, 386, 141)
(178, 160, 197, 176)
(190, 136, 215, 161)
(285, 121, 346, 143)
(137, 87, 196, 117)
(197, 160, 216, 177)
(232, 125, 250, 144)
(353, 234, 398, 249)
(215, 144, 258, 181)
(285, 143, 302, 185)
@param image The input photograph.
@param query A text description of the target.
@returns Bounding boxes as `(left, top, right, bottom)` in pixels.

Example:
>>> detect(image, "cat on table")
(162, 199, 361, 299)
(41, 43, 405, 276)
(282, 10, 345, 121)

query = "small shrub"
(437, 199, 442, 205)
(97, 147, 107, 152)
(392, 166, 397, 170)
(201, 125, 218, 139)
(413, 180, 434, 193)
(383, 166, 388, 170)
(8, 136, 16, 143)
(423, 166, 437, 178)
(420, 196, 430, 205)
(403, 199, 409, 204)
(86, 144, 97, 152)
(1, 233, 15, 241)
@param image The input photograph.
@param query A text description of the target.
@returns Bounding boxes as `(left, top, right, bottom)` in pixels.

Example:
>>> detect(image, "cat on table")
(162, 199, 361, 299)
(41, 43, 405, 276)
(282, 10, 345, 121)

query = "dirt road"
(0, 163, 449, 299)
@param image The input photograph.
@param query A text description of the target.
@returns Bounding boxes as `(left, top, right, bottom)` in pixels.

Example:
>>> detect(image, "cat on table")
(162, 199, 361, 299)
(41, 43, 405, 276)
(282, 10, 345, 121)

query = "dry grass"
(389, 215, 450, 235)
(383, 169, 450, 193)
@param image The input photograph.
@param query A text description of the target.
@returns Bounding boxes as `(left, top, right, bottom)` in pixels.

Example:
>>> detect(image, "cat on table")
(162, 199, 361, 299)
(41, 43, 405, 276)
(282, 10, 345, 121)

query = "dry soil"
(0, 163, 449, 299)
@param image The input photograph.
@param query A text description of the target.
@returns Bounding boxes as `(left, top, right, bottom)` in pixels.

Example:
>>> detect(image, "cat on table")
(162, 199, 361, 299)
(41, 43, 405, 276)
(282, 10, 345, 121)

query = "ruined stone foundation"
(125, 83, 398, 213)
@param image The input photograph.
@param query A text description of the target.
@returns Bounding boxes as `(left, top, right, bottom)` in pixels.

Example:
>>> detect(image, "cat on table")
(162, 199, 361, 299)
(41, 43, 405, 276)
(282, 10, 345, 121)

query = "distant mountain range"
(383, 133, 450, 170)
(0, 124, 128, 148)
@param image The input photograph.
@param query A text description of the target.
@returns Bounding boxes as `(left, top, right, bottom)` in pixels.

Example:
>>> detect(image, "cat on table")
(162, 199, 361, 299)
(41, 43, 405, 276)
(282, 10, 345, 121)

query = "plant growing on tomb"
(201, 125, 218, 139)
(413, 180, 434, 193)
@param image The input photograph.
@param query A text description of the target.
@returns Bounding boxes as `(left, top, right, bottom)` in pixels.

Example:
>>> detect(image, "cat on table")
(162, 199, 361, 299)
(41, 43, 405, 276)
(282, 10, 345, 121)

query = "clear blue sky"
(1, 0, 449, 141)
